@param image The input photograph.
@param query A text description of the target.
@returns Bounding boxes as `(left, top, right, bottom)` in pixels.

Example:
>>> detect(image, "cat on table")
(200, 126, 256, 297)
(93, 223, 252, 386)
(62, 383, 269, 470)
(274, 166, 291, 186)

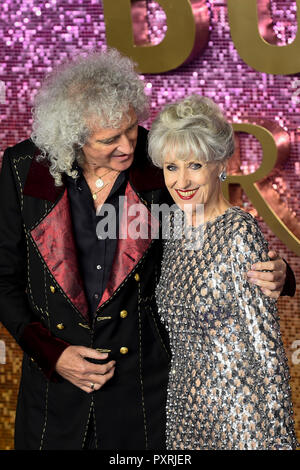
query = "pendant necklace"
(94, 168, 113, 189)
(92, 168, 120, 200)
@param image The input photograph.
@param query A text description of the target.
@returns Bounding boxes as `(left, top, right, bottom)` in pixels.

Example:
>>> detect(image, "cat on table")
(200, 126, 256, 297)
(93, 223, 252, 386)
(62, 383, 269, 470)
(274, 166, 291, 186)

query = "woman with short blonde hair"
(148, 95, 298, 450)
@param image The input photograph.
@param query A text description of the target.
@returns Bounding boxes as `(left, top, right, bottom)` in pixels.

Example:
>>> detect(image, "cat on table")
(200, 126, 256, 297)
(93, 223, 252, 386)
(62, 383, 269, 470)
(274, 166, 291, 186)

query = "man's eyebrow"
(97, 120, 138, 143)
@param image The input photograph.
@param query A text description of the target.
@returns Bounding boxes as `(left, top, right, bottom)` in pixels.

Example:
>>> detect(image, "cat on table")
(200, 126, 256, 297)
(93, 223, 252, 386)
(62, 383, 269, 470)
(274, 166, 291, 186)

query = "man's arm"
(0, 148, 70, 381)
(0, 148, 116, 390)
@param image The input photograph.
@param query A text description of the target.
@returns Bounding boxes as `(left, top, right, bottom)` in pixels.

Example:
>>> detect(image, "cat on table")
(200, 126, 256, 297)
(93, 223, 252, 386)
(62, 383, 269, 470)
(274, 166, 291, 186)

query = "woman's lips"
(175, 188, 199, 200)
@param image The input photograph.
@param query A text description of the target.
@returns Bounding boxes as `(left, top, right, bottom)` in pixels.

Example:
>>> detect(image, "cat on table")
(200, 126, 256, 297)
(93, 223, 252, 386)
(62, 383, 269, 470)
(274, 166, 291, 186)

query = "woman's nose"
(176, 171, 190, 188)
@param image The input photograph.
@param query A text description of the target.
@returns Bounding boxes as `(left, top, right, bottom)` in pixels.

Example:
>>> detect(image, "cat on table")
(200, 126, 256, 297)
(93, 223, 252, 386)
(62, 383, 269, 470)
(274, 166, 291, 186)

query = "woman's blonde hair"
(148, 95, 234, 168)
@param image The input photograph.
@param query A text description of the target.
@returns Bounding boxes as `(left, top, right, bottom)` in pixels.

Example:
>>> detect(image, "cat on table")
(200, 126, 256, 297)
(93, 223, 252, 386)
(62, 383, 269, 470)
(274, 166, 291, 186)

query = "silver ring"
(90, 382, 95, 391)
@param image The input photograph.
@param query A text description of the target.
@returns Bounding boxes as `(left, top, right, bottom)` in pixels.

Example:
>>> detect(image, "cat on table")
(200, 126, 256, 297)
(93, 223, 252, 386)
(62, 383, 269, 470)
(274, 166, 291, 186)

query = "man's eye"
(102, 138, 116, 145)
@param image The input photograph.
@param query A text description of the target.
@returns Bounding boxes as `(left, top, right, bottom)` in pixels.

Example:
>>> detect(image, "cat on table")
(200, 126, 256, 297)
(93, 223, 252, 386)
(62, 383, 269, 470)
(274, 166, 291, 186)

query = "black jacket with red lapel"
(0, 127, 171, 450)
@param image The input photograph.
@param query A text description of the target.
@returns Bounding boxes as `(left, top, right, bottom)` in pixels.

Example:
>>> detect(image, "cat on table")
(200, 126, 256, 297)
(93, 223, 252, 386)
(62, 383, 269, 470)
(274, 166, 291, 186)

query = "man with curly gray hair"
(31, 49, 149, 187)
(0, 49, 294, 450)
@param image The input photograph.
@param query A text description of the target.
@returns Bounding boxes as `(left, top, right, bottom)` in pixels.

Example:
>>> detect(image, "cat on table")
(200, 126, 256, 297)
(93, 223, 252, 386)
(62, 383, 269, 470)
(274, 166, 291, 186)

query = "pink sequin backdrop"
(0, 0, 299, 449)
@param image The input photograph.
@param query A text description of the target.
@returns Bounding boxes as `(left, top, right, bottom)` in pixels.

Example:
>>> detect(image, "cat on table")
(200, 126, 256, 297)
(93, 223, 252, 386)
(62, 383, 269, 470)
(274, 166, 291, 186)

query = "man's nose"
(118, 134, 134, 154)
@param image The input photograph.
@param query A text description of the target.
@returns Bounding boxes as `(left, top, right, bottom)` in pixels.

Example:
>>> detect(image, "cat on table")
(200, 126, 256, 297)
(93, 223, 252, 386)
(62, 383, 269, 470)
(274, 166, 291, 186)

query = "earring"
(219, 170, 227, 181)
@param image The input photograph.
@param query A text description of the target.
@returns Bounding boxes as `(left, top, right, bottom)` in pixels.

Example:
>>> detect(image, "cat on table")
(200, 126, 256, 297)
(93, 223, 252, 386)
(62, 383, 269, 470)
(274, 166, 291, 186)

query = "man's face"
(82, 108, 138, 172)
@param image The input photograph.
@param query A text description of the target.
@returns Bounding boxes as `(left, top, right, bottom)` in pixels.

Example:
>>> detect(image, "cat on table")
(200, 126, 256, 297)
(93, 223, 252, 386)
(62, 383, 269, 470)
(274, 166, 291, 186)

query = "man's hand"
(55, 345, 116, 393)
(247, 250, 286, 299)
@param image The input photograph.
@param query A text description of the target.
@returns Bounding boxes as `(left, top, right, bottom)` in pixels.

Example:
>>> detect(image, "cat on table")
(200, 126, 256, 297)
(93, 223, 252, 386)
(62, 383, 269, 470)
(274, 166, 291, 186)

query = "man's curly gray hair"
(148, 94, 234, 167)
(31, 49, 149, 186)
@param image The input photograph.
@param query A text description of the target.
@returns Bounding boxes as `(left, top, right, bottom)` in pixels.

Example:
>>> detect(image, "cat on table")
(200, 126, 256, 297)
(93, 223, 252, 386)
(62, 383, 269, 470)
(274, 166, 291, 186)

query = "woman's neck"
(191, 193, 232, 226)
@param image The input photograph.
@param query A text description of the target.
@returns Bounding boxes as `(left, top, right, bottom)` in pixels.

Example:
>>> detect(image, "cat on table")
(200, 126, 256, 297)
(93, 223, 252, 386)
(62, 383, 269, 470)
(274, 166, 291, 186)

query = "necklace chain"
(82, 163, 120, 200)
(94, 168, 112, 187)
(92, 168, 120, 200)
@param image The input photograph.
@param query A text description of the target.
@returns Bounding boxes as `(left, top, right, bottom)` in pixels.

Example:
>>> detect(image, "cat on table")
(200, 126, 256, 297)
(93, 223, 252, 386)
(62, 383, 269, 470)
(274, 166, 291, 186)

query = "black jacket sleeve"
(0, 148, 69, 380)
(281, 259, 296, 297)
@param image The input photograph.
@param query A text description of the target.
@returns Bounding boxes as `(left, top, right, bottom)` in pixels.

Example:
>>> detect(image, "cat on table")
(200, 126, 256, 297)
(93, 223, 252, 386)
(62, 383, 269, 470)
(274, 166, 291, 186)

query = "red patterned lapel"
(23, 150, 89, 320)
(27, 184, 89, 322)
(98, 182, 159, 307)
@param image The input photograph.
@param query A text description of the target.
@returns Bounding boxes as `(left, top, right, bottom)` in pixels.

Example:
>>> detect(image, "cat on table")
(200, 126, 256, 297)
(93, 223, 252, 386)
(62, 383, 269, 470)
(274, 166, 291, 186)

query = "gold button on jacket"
(50, 286, 56, 293)
(56, 323, 65, 330)
(134, 273, 140, 282)
(120, 347, 128, 355)
(120, 310, 128, 318)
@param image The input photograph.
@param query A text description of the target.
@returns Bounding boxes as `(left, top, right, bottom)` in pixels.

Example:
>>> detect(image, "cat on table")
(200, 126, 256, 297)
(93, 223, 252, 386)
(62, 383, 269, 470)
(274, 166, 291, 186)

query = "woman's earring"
(219, 170, 227, 181)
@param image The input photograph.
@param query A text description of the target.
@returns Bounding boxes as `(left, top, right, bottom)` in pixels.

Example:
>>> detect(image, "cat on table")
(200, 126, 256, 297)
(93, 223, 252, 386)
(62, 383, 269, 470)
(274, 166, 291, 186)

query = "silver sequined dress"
(156, 206, 298, 450)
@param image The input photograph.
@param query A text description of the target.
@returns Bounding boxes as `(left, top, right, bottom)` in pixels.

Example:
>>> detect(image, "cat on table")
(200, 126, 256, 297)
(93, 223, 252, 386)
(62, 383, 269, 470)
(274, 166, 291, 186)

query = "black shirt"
(65, 165, 128, 316)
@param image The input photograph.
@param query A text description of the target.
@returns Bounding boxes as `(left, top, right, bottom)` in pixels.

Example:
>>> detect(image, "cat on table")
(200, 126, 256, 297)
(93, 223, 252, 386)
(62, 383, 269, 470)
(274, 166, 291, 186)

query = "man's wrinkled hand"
(55, 345, 116, 393)
(247, 250, 286, 299)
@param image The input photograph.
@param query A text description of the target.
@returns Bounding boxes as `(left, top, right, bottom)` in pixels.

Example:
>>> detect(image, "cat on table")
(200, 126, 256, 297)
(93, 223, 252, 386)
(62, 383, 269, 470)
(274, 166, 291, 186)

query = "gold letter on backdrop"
(102, 0, 210, 74)
(227, 0, 300, 75)
(222, 121, 300, 256)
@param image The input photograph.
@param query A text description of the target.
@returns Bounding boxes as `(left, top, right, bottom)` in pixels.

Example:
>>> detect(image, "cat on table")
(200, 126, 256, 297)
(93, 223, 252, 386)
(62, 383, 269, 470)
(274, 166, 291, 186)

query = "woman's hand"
(55, 345, 116, 393)
(247, 250, 286, 299)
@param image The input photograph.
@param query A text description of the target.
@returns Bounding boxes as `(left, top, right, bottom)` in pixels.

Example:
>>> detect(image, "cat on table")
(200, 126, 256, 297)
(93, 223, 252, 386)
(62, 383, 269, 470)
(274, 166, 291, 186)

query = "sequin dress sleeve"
(156, 207, 298, 450)
(225, 212, 297, 450)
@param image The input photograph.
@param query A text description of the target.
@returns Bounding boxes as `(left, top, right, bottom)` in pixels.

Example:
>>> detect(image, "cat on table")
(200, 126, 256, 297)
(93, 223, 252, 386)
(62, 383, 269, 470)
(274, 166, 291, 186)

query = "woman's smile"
(175, 188, 199, 200)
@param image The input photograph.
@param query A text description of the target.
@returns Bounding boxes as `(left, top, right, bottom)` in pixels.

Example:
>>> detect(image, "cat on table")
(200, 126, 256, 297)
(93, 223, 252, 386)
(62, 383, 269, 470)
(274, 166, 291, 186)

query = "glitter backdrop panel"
(0, 0, 299, 449)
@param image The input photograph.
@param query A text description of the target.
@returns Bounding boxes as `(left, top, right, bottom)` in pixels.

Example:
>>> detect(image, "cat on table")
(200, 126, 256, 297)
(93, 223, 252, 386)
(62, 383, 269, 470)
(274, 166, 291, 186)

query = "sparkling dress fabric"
(156, 206, 298, 450)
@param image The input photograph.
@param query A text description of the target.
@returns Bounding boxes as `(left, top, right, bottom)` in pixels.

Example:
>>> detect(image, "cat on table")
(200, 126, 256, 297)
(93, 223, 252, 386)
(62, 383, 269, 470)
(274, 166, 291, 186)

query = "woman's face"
(163, 154, 224, 214)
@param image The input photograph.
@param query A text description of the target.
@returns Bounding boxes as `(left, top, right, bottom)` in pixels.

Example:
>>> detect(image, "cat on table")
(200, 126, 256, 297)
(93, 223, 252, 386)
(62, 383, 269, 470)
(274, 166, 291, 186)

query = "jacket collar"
(23, 147, 65, 203)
